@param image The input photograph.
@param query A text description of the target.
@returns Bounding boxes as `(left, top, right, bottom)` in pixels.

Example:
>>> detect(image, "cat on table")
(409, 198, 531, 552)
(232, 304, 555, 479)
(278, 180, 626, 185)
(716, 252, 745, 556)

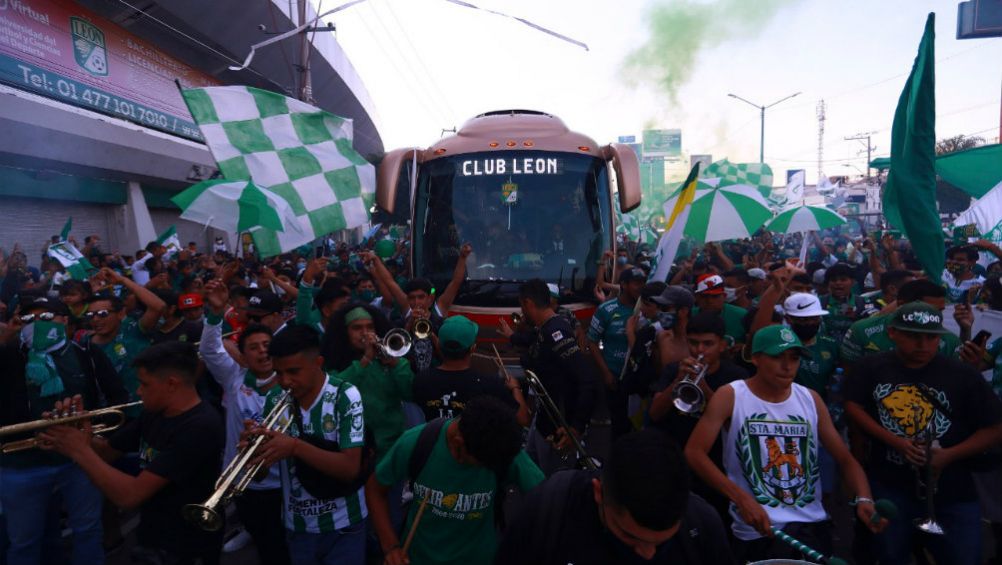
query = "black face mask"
(789, 322, 820, 342)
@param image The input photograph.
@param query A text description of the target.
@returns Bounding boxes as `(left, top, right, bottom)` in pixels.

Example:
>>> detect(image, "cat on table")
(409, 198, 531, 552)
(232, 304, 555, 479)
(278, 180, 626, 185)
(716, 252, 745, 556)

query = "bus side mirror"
(602, 144, 641, 213)
(377, 148, 423, 214)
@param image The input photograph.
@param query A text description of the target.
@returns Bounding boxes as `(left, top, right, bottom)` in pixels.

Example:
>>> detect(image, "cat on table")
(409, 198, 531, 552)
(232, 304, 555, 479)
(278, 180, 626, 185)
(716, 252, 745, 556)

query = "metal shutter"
(0, 197, 112, 267)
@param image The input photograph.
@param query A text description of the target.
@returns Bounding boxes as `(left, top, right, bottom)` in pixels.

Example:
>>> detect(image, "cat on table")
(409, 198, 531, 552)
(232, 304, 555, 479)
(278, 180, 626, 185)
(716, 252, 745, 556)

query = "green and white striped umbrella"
(662, 182, 773, 242)
(171, 179, 305, 235)
(766, 204, 847, 233)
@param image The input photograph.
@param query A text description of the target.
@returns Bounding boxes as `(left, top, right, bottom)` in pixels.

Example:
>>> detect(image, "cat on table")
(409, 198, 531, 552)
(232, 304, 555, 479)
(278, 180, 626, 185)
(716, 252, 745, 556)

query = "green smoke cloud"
(624, 0, 799, 103)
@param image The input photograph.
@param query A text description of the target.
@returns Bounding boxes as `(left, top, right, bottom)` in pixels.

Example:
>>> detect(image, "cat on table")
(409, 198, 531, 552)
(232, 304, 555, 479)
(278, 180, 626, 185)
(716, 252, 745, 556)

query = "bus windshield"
(413, 151, 612, 305)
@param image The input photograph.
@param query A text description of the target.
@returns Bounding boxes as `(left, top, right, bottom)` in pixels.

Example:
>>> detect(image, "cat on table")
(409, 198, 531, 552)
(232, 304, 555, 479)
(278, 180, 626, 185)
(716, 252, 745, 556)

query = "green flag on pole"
(156, 225, 182, 255)
(60, 217, 72, 241)
(47, 241, 94, 280)
(882, 13, 942, 283)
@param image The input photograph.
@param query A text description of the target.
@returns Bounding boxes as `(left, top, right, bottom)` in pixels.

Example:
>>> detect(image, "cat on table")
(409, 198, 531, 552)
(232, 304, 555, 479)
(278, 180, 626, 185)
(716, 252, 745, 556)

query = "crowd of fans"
(0, 220, 1000, 565)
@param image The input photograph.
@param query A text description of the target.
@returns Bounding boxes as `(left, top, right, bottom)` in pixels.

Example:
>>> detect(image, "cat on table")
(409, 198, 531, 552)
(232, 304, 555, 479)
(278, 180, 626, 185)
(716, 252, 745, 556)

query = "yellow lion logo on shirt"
(879, 385, 933, 437)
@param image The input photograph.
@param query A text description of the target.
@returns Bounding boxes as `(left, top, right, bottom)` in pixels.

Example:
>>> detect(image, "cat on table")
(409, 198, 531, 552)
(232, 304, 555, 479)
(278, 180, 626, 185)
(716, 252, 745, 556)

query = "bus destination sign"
(460, 157, 562, 177)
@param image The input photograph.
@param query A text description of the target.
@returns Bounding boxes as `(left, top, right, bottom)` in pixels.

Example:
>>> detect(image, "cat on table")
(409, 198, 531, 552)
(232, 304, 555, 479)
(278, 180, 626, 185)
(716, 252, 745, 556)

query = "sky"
(324, 0, 1002, 186)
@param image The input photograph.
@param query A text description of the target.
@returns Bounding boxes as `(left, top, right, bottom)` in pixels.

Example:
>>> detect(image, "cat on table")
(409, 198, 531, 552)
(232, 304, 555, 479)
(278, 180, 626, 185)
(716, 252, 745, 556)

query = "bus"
(376, 109, 641, 340)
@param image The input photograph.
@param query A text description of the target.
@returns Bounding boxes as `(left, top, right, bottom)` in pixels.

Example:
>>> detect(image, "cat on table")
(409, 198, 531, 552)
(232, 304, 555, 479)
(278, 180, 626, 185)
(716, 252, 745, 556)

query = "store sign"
(642, 129, 682, 158)
(459, 157, 562, 176)
(0, 0, 219, 141)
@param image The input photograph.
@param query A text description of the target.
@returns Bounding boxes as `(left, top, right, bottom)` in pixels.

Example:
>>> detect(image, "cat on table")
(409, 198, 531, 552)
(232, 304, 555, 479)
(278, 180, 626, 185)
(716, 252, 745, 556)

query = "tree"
(936, 134, 985, 156)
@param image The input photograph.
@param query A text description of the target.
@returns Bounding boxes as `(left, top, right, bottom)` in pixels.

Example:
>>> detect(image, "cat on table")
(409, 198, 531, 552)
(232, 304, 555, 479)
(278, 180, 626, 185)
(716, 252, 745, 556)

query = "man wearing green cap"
(411, 315, 530, 426)
(686, 324, 885, 562)
(845, 302, 1002, 565)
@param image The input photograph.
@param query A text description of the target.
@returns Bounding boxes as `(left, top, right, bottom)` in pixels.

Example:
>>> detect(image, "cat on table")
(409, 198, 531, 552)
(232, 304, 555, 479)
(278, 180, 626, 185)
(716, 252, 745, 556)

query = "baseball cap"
(619, 268, 646, 284)
(887, 302, 949, 335)
(651, 285, 695, 309)
(695, 274, 725, 295)
(178, 293, 204, 310)
(747, 268, 767, 281)
(24, 297, 70, 317)
(752, 325, 811, 357)
(782, 293, 829, 318)
(247, 290, 283, 315)
(439, 315, 478, 354)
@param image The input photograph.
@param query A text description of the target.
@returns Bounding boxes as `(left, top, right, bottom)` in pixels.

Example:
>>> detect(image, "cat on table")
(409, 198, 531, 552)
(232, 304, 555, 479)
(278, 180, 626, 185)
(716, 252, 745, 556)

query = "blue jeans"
(871, 479, 982, 565)
(286, 522, 365, 565)
(0, 463, 104, 565)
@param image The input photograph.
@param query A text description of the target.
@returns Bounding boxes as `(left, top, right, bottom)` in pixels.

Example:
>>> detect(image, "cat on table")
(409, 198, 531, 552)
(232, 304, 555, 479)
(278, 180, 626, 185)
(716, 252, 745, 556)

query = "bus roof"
(422, 109, 603, 162)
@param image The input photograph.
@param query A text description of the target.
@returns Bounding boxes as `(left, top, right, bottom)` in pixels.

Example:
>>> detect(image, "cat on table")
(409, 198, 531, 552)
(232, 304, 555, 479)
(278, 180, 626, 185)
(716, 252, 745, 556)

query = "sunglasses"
(84, 309, 113, 319)
(19, 312, 56, 323)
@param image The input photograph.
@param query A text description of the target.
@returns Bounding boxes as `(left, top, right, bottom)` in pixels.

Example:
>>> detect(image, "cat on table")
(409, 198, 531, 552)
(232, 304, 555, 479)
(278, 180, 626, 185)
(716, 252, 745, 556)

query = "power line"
(375, 0, 458, 123)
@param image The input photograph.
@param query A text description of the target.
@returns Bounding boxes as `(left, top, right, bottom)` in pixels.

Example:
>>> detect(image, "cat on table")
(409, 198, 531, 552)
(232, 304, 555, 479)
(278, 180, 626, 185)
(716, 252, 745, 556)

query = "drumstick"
(402, 490, 431, 556)
(491, 345, 512, 381)
(770, 527, 848, 565)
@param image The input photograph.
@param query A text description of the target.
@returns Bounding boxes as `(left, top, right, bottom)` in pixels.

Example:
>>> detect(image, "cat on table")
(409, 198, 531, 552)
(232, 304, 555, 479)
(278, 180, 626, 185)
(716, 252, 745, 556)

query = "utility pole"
(297, 0, 313, 103)
(816, 100, 826, 182)
(845, 132, 877, 182)
(728, 91, 802, 163)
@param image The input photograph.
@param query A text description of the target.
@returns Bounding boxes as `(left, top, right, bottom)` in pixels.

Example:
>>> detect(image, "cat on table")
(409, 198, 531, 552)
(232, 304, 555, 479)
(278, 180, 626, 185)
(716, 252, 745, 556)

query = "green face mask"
(357, 289, 377, 303)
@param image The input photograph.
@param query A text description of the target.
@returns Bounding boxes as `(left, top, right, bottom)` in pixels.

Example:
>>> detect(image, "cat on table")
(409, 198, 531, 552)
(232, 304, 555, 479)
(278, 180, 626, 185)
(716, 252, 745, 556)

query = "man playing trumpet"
(40, 341, 225, 565)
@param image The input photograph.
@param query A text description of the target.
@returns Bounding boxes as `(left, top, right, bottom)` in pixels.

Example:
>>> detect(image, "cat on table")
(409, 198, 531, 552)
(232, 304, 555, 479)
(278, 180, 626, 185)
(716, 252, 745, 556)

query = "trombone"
(913, 406, 944, 536)
(672, 354, 709, 415)
(0, 401, 143, 454)
(183, 390, 294, 532)
(524, 369, 598, 470)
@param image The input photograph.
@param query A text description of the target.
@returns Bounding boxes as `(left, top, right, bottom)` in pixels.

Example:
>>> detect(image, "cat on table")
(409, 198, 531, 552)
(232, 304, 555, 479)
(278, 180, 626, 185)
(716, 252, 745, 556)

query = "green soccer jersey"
(587, 297, 635, 376)
(840, 313, 962, 365)
(691, 303, 748, 346)
(96, 316, 150, 413)
(375, 421, 544, 565)
(335, 358, 413, 460)
(264, 375, 367, 533)
(797, 334, 840, 398)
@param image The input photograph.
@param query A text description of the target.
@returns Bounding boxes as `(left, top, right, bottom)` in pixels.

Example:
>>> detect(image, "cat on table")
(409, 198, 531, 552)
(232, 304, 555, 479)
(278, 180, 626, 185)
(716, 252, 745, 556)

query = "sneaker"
(223, 528, 252, 553)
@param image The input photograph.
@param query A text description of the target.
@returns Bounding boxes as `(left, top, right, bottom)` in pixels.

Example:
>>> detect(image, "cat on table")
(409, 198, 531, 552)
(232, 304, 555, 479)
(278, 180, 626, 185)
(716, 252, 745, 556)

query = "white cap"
(747, 268, 767, 281)
(783, 293, 829, 317)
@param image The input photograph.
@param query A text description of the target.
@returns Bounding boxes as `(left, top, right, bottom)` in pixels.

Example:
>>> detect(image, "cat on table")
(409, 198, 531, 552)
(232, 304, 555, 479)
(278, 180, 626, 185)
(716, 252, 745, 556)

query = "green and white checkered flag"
(701, 159, 774, 199)
(47, 241, 95, 280)
(180, 85, 375, 257)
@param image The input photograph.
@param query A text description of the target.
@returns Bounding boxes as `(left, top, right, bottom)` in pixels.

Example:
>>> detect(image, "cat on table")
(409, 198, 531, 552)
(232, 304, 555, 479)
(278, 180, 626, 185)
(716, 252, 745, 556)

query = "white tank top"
(722, 379, 828, 540)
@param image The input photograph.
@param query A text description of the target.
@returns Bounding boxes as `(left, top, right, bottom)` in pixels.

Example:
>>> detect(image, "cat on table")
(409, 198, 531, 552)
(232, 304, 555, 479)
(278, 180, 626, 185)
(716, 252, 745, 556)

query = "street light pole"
(728, 91, 802, 163)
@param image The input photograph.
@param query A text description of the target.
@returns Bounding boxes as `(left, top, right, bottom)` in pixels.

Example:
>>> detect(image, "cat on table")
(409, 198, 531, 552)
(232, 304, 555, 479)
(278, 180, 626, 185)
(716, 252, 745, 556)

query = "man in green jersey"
(254, 324, 368, 565)
(691, 273, 748, 347)
(841, 279, 967, 367)
(368, 396, 544, 565)
(86, 267, 166, 413)
(818, 263, 865, 345)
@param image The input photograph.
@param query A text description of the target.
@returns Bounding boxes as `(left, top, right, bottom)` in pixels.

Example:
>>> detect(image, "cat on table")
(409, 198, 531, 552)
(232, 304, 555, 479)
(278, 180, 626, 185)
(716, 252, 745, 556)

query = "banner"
(0, 0, 219, 140)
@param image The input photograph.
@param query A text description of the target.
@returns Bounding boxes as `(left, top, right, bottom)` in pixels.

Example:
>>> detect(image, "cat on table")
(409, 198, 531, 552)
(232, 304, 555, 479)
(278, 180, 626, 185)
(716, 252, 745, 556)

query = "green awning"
(869, 143, 1002, 198)
(935, 143, 1002, 198)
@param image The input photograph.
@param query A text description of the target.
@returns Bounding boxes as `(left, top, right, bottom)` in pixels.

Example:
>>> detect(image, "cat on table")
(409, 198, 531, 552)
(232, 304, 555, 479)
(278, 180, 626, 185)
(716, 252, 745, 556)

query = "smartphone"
(975, 330, 992, 347)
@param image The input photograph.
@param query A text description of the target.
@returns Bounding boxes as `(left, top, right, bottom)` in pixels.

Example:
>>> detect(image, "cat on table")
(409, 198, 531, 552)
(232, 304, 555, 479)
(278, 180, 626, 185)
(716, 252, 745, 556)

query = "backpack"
(408, 418, 509, 528)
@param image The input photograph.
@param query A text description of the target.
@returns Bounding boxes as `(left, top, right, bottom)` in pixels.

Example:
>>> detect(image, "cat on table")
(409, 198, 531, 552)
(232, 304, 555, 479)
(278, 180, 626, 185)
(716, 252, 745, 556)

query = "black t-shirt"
(495, 469, 731, 565)
(411, 367, 517, 421)
(845, 351, 1002, 501)
(622, 324, 660, 395)
(524, 315, 600, 436)
(648, 361, 747, 464)
(151, 320, 203, 346)
(109, 401, 224, 556)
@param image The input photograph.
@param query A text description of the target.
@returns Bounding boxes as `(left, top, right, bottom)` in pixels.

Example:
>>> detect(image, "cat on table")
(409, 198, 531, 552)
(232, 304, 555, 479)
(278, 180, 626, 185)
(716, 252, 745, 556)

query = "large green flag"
(59, 217, 72, 241)
(883, 13, 942, 283)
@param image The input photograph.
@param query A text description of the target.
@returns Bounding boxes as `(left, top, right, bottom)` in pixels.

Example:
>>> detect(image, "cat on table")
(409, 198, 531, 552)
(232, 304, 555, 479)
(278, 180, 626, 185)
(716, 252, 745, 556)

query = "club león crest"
(70, 16, 108, 76)
(738, 414, 818, 507)
(873, 383, 950, 464)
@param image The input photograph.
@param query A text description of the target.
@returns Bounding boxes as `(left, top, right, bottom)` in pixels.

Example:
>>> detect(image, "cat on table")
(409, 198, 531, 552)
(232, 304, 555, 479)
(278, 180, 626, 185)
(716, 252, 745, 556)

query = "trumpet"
(377, 328, 412, 358)
(524, 369, 598, 470)
(0, 401, 143, 454)
(673, 354, 708, 415)
(184, 390, 294, 532)
(413, 318, 432, 340)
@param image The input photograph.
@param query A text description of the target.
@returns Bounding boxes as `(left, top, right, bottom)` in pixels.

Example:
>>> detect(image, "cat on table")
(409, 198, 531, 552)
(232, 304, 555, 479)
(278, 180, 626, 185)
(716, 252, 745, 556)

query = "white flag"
(785, 170, 805, 208)
(955, 180, 1002, 234)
